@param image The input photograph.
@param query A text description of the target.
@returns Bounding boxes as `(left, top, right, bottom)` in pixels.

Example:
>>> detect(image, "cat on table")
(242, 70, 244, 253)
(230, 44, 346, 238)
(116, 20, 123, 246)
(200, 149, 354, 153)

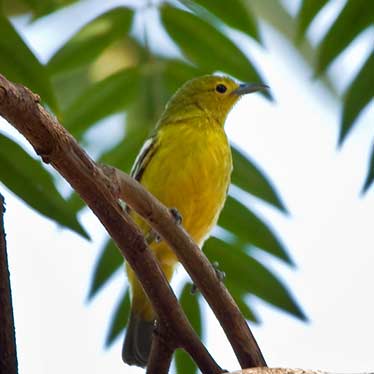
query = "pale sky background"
(1, 0, 374, 373)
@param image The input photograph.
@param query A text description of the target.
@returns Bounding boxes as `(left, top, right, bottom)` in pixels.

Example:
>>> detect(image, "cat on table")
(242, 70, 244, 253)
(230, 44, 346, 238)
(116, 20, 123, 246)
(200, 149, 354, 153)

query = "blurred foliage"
(2, 0, 79, 18)
(295, 0, 374, 178)
(0, 134, 88, 237)
(0, 0, 372, 372)
(0, 13, 58, 111)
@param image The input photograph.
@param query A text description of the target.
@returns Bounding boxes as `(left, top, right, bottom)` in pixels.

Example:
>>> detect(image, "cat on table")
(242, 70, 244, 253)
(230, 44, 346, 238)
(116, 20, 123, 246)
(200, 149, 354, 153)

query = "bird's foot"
(144, 229, 161, 245)
(117, 199, 160, 245)
(145, 208, 181, 245)
(169, 207, 182, 225)
(190, 261, 226, 294)
(212, 261, 226, 282)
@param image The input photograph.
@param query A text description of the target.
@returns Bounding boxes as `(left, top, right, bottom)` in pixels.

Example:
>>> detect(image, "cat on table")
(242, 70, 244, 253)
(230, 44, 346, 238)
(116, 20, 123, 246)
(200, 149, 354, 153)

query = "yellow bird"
(123, 75, 267, 367)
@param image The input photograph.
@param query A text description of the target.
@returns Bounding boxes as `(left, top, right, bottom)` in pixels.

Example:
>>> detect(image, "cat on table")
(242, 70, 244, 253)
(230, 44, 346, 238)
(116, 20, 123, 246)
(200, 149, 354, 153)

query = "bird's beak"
(233, 83, 269, 96)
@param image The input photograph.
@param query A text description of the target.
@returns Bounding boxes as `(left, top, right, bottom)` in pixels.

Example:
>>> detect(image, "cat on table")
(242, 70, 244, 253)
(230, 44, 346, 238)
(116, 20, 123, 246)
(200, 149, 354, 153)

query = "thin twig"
(0, 74, 223, 374)
(0, 193, 18, 374)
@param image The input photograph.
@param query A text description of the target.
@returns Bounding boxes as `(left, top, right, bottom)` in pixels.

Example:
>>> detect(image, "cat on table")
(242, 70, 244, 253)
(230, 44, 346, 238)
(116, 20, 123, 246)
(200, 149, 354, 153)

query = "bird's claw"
(146, 208, 181, 245)
(145, 229, 161, 245)
(190, 261, 225, 294)
(169, 207, 182, 225)
(212, 261, 226, 282)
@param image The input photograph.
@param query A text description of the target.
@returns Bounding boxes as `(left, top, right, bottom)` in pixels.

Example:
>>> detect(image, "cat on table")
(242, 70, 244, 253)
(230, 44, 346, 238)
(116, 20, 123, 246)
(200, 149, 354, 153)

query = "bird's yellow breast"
(133, 120, 232, 267)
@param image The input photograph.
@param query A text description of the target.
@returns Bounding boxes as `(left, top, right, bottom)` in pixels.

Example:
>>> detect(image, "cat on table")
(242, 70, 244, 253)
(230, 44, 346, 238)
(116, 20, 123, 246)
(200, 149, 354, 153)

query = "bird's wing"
(130, 135, 159, 182)
(123, 136, 158, 216)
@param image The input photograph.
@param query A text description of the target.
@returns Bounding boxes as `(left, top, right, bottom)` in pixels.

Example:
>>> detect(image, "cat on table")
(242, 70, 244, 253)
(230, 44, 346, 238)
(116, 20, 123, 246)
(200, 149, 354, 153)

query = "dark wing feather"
(130, 136, 158, 182)
(124, 136, 159, 215)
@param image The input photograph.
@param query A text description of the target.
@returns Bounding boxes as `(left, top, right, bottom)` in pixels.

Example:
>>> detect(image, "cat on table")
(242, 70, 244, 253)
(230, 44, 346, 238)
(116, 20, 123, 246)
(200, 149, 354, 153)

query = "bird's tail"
(122, 310, 154, 367)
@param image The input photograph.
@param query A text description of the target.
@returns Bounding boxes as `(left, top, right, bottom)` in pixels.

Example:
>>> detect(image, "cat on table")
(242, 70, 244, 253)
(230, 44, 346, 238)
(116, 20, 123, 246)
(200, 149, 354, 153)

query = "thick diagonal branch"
(0, 74, 223, 374)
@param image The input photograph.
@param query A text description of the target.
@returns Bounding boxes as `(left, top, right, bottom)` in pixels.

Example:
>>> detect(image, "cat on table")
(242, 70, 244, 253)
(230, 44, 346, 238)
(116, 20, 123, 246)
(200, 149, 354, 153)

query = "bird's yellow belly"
(133, 124, 232, 264)
(128, 124, 231, 319)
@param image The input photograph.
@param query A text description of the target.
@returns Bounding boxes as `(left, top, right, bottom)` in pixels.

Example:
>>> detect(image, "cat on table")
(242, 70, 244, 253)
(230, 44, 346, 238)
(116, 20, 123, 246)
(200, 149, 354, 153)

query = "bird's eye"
(215, 84, 227, 94)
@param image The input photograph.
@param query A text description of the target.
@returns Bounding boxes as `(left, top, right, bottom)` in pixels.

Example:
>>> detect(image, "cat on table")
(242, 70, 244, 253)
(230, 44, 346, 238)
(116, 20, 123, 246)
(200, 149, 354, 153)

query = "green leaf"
(231, 145, 287, 212)
(52, 66, 92, 111)
(340, 52, 374, 145)
(160, 4, 270, 99)
(135, 62, 173, 128)
(204, 237, 306, 320)
(105, 289, 130, 347)
(226, 280, 259, 322)
(185, 0, 261, 42)
(88, 239, 123, 300)
(159, 58, 205, 93)
(363, 142, 374, 194)
(0, 14, 58, 111)
(296, 0, 328, 38)
(0, 134, 88, 238)
(12, 0, 79, 18)
(2, 0, 80, 18)
(219, 196, 291, 263)
(51, 36, 144, 112)
(2, 0, 30, 16)
(249, 0, 338, 97)
(316, 0, 374, 74)
(62, 67, 140, 138)
(175, 282, 201, 374)
(48, 7, 134, 75)
(175, 349, 197, 374)
(234, 295, 258, 322)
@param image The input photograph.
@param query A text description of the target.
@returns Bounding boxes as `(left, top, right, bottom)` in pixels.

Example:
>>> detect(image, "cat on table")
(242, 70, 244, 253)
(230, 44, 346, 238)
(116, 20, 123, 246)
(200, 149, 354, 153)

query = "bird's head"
(159, 75, 268, 127)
